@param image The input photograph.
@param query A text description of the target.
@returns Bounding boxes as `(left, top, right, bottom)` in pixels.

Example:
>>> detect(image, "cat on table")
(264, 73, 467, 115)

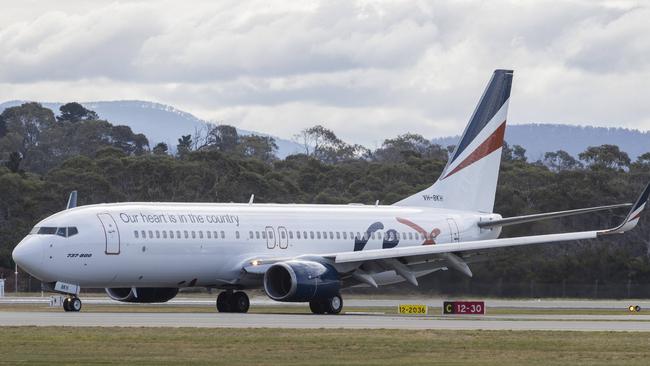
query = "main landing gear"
(63, 296, 82, 312)
(216, 290, 250, 313)
(309, 294, 343, 315)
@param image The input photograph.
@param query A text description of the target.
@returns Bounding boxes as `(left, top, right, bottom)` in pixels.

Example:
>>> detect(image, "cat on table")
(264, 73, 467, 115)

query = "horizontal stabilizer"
(479, 203, 632, 229)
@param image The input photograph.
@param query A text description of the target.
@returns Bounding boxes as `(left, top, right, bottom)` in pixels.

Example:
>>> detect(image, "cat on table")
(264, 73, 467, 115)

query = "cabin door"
(97, 213, 121, 255)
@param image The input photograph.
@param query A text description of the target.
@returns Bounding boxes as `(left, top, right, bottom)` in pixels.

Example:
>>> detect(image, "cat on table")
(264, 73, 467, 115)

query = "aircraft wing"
(329, 182, 649, 265)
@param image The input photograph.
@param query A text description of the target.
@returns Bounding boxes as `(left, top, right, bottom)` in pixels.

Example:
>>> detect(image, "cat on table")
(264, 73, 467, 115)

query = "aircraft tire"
(231, 291, 250, 313)
(309, 299, 326, 314)
(216, 291, 232, 313)
(63, 297, 71, 312)
(70, 297, 82, 312)
(325, 294, 343, 315)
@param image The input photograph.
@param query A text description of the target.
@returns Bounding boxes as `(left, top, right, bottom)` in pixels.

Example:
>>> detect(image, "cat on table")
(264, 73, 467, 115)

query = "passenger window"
(198, 231, 203, 239)
(162, 231, 167, 239)
(316, 232, 321, 239)
(221, 231, 225, 239)
(310, 231, 314, 239)
(184, 231, 189, 239)
(235, 231, 240, 239)
(268, 231, 273, 239)
(255, 232, 260, 239)
(148, 230, 153, 238)
(262, 231, 267, 239)
(336, 232, 340, 239)
(343, 232, 347, 240)
(68, 227, 78, 237)
(281, 231, 286, 239)
(191, 231, 196, 239)
(288, 231, 293, 239)
(296, 231, 301, 239)
(329, 232, 333, 239)
(322, 231, 327, 239)
(304, 231, 308, 239)
(170, 231, 174, 239)
(156, 231, 160, 239)
(141, 230, 146, 239)
(134, 230, 139, 239)
(177, 230, 181, 238)
(207, 231, 211, 239)
(249, 231, 254, 239)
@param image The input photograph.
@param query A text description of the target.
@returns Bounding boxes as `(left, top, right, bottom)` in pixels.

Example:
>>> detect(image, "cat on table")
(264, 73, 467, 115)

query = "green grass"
(0, 327, 649, 365)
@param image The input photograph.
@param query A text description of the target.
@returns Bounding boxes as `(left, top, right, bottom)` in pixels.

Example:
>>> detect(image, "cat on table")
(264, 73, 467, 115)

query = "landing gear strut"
(63, 296, 82, 312)
(216, 291, 250, 313)
(309, 294, 343, 315)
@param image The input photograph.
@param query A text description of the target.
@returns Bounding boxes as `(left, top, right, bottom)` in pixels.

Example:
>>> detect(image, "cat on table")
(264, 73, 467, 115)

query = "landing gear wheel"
(70, 297, 82, 312)
(216, 291, 233, 313)
(309, 300, 326, 314)
(63, 297, 81, 312)
(325, 294, 343, 315)
(231, 292, 250, 313)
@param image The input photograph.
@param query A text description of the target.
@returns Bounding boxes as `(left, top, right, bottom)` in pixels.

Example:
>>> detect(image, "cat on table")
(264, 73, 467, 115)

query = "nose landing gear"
(63, 296, 82, 312)
(216, 290, 250, 313)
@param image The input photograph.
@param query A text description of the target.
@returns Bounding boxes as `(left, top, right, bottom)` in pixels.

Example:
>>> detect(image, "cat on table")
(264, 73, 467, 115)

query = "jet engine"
(263, 260, 340, 302)
(105, 287, 179, 303)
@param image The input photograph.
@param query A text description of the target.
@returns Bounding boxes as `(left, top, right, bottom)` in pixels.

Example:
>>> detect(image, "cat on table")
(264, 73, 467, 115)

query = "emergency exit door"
(97, 213, 121, 254)
(446, 218, 460, 243)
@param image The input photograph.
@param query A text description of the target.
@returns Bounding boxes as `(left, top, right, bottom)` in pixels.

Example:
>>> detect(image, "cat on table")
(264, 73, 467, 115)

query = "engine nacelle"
(105, 287, 179, 303)
(264, 260, 340, 302)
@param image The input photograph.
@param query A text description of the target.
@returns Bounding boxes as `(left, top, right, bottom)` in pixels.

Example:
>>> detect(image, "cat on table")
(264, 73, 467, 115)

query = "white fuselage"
(14, 203, 501, 289)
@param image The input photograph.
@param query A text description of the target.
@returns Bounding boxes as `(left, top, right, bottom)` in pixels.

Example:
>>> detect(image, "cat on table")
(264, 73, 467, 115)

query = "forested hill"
(433, 124, 650, 160)
(0, 100, 304, 158)
(1, 102, 650, 297)
(4, 100, 649, 160)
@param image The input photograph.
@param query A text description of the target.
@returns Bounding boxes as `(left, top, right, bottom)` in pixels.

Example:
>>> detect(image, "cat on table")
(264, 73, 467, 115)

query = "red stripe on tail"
(443, 121, 506, 179)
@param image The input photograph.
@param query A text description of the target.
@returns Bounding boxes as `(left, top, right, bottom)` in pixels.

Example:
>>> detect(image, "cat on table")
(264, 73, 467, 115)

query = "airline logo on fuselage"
(353, 218, 441, 251)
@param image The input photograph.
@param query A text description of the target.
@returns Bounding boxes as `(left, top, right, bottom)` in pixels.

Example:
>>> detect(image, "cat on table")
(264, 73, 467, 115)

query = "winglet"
(600, 182, 650, 235)
(66, 191, 78, 210)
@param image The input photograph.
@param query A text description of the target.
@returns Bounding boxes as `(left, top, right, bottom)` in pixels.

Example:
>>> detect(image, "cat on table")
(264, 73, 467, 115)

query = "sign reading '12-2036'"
(443, 301, 485, 315)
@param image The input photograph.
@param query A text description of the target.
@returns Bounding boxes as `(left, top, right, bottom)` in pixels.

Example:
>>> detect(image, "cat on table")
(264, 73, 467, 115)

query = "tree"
(153, 142, 169, 155)
(579, 144, 631, 170)
(294, 125, 364, 163)
(4, 152, 22, 173)
(0, 114, 6, 138)
(375, 133, 447, 162)
(543, 150, 583, 172)
(502, 142, 527, 162)
(238, 135, 278, 162)
(57, 102, 99, 123)
(0, 102, 56, 157)
(176, 135, 192, 158)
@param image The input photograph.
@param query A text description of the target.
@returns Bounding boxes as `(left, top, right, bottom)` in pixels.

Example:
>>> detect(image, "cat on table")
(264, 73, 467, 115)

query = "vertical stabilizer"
(394, 70, 513, 212)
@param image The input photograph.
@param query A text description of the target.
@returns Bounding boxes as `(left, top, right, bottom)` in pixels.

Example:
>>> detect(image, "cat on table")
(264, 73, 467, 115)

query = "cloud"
(0, 0, 649, 145)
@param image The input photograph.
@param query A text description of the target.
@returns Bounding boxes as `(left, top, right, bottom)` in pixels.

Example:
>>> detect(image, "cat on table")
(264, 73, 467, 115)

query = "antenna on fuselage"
(66, 191, 78, 210)
(248, 194, 255, 205)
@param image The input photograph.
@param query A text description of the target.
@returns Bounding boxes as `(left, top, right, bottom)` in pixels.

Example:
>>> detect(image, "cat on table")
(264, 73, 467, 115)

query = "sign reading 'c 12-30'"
(443, 301, 485, 315)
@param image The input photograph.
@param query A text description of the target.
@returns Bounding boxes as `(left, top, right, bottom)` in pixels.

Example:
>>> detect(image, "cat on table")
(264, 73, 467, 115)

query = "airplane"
(11, 69, 650, 314)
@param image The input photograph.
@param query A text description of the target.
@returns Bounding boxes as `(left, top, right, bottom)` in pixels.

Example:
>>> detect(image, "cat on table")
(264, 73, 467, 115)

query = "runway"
(1, 311, 650, 331)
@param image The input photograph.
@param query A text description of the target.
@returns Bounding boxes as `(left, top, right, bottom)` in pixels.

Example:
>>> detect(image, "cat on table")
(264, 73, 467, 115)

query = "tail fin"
(394, 69, 513, 212)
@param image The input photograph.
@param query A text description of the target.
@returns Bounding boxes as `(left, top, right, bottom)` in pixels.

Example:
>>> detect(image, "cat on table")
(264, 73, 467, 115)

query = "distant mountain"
(0, 100, 304, 158)
(432, 123, 650, 161)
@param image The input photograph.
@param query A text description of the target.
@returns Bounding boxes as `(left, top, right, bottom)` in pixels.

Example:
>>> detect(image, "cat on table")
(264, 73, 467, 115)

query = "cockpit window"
(32, 226, 79, 237)
(37, 227, 57, 235)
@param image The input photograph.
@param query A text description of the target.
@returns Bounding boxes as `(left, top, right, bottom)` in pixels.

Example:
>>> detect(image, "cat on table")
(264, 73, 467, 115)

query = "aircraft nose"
(12, 237, 43, 274)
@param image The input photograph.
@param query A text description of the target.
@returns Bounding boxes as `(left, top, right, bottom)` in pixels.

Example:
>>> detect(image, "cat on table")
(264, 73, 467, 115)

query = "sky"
(1, 0, 649, 146)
